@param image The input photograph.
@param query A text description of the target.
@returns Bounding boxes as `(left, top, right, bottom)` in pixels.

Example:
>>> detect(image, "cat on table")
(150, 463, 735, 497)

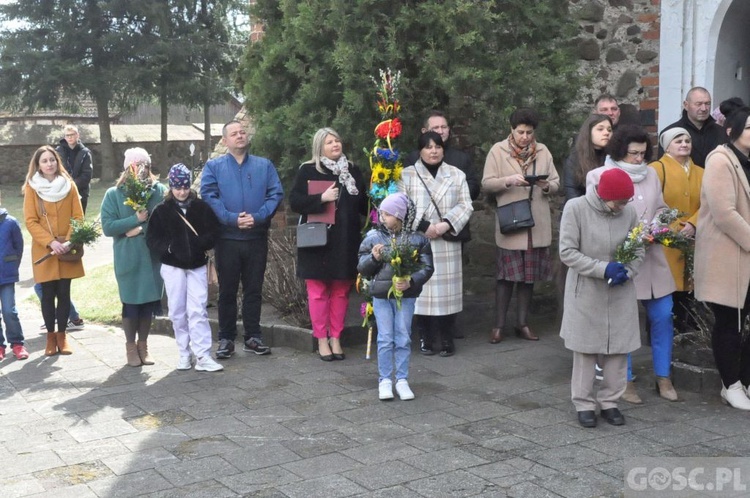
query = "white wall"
(658, 0, 750, 130)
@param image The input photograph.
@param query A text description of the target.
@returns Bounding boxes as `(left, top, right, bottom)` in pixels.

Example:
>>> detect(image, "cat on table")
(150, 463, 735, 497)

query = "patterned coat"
(398, 161, 473, 316)
(650, 154, 703, 291)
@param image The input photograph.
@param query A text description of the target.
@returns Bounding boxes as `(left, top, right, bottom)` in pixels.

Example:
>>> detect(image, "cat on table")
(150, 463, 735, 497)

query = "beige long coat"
(23, 182, 85, 283)
(399, 161, 473, 316)
(482, 140, 560, 250)
(695, 145, 750, 308)
(559, 188, 643, 354)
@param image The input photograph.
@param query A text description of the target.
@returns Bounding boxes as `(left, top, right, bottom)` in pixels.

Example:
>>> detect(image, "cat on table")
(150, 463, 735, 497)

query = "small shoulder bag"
(415, 170, 471, 242)
(496, 162, 536, 234)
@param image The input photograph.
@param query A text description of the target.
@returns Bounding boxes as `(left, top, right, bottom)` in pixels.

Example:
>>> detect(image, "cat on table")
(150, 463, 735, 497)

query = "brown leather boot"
(126, 342, 141, 367)
(656, 376, 679, 401)
(45, 333, 58, 356)
(137, 340, 154, 365)
(621, 381, 643, 404)
(55, 332, 72, 355)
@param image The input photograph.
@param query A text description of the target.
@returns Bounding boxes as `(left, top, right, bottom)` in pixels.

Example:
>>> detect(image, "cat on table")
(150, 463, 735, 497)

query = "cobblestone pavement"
(1, 295, 744, 498)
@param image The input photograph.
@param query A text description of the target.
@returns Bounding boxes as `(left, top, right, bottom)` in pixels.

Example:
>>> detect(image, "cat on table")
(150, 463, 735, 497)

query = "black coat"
(146, 195, 220, 270)
(659, 111, 727, 168)
(289, 162, 368, 280)
(404, 146, 480, 200)
(56, 139, 93, 197)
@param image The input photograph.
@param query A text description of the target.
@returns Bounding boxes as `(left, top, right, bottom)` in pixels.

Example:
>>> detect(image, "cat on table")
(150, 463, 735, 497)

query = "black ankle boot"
(419, 339, 435, 356)
(439, 340, 455, 357)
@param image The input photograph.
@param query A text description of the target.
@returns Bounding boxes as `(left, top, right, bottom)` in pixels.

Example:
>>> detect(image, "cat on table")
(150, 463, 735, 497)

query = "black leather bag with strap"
(415, 170, 471, 243)
(37, 195, 84, 262)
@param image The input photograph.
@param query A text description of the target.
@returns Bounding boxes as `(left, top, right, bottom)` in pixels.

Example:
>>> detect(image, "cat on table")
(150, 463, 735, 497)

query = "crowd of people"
(2, 88, 750, 421)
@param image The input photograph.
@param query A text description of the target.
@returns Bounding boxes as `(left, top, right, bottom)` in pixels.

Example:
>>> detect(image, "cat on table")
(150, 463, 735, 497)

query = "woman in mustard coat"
(650, 127, 703, 332)
(23, 145, 85, 356)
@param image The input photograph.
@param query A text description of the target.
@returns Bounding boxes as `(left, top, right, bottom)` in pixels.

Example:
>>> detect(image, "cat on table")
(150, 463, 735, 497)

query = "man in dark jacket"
(659, 87, 727, 167)
(404, 110, 480, 200)
(55, 125, 93, 213)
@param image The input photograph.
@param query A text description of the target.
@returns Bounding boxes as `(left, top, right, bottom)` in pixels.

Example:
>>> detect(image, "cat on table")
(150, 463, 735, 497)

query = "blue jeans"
(34, 282, 79, 321)
(373, 297, 415, 382)
(628, 294, 674, 380)
(0, 283, 24, 347)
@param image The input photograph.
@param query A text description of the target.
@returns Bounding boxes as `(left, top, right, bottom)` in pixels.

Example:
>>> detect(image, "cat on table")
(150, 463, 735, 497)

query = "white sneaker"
(395, 379, 415, 400)
(378, 379, 394, 401)
(721, 381, 750, 410)
(177, 356, 192, 370)
(195, 355, 224, 372)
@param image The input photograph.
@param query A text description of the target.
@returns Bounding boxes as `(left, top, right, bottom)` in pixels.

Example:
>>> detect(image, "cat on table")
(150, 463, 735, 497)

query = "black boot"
(414, 315, 435, 355)
(438, 314, 456, 357)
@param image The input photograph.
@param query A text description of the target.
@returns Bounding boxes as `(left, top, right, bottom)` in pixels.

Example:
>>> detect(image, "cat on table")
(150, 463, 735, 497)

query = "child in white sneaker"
(0, 206, 27, 361)
(358, 193, 434, 400)
(146, 164, 223, 372)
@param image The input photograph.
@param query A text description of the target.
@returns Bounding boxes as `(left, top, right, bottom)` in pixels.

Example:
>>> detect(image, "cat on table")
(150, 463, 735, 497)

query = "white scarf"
(28, 172, 72, 202)
(606, 156, 648, 184)
(320, 155, 359, 195)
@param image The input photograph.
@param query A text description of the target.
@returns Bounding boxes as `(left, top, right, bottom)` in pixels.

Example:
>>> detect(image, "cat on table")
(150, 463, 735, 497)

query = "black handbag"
(296, 221, 328, 248)
(415, 169, 471, 243)
(496, 163, 536, 234)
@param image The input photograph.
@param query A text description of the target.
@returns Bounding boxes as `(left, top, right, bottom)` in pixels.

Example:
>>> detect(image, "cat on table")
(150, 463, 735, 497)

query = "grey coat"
(559, 188, 644, 354)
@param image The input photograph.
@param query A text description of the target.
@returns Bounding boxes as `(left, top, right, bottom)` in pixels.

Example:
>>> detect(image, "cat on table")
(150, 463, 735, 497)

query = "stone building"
(572, 0, 750, 132)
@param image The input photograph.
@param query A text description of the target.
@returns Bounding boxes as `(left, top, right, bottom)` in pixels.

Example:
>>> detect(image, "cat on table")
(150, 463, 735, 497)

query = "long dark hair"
(574, 114, 613, 184)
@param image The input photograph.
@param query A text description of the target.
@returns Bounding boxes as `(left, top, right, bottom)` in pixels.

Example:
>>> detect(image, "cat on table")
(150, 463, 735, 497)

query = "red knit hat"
(597, 168, 634, 201)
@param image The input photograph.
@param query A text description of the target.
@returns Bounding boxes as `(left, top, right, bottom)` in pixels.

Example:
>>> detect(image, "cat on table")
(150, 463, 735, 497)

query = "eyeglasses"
(64, 133, 77, 138)
(626, 150, 647, 158)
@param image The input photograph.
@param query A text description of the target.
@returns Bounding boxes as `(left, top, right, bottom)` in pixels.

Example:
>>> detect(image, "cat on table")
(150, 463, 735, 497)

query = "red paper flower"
(375, 118, 402, 140)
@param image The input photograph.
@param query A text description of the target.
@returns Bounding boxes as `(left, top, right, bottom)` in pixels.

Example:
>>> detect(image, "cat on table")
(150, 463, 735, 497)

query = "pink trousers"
(306, 279, 352, 339)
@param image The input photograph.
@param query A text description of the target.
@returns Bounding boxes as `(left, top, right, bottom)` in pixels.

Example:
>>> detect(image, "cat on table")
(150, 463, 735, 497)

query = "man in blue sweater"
(201, 121, 284, 359)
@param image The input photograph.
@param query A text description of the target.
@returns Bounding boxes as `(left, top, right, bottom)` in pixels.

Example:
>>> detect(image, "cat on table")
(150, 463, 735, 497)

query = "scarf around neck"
(320, 154, 359, 196)
(28, 172, 72, 202)
(508, 134, 538, 171)
(608, 156, 648, 183)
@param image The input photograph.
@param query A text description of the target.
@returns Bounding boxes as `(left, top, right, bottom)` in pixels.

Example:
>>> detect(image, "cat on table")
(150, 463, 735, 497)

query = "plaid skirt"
(496, 247, 553, 283)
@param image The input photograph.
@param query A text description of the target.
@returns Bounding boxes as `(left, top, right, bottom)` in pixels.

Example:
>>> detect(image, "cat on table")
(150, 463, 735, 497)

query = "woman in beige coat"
(694, 106, 750, 410)
(482, 108, 560, 343)
(23, 145, 85, 356)
(560, 168, 643, 427)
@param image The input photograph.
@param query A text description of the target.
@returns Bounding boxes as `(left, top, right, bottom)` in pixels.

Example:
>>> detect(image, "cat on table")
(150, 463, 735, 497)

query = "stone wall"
(570, 0, 661, 131)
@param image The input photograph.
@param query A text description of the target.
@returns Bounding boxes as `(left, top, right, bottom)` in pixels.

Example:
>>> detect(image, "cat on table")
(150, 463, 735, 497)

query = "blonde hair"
(22, 145, 73, 193)
(310, 128, 342, 171)
(63, 124, 79, 135)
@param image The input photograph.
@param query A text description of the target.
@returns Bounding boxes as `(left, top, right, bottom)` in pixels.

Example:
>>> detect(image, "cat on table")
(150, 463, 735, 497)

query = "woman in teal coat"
(101, 147, 167, 367)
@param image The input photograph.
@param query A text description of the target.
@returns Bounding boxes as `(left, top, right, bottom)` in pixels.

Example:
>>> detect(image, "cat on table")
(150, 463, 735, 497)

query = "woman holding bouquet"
(560, 168, 643, 427)
(23, 145, 85, 356)
(650, 128, 703, 332)
(289, 128, 367, 361)
(101, 147, 167, 367)
(586, 125, 678, 403)
(399, 131, 473, 357)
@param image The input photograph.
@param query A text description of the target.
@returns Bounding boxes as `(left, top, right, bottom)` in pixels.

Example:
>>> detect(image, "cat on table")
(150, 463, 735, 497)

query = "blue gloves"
(604, 262, 625, 280)
(605, 262, 629, 286)
(609, 271, 629, 286)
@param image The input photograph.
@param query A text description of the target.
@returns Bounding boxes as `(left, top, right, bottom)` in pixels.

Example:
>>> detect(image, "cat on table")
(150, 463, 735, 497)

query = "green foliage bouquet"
(123, 164, 153, 211)
(384, 235, 423, 309)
